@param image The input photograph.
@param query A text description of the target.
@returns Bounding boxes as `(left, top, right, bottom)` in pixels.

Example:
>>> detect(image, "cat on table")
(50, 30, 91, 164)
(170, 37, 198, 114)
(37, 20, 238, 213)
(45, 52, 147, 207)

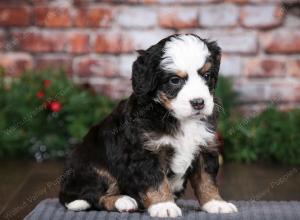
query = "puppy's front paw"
(148, 201, 182, 218)
(115, 196, 138, 212)
(202, 200, 238, 213)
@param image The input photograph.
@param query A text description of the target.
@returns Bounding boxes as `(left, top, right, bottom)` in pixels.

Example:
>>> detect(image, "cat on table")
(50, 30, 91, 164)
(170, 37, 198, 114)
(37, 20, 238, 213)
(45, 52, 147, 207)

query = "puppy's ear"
(207, 41, 222, 90)
(131, 50, 159, 97)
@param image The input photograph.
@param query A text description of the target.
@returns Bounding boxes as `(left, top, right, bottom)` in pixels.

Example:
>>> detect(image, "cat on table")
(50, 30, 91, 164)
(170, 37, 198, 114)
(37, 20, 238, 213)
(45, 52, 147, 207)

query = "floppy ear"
(207, 41, 222, 91)
(131, 50, 159, 97)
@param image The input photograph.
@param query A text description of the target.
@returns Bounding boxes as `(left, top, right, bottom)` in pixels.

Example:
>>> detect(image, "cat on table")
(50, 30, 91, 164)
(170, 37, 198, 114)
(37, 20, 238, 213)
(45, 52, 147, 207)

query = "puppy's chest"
(146, 120, 215, 192)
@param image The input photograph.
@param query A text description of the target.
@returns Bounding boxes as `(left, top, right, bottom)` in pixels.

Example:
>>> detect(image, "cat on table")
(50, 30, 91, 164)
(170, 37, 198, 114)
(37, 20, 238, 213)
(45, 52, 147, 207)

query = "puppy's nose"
(190, 98, 205, 110)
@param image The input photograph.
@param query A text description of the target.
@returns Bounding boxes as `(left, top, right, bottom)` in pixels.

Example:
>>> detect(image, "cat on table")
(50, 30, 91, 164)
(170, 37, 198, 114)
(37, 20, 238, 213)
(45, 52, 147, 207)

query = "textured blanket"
(24, 199, 300, 220)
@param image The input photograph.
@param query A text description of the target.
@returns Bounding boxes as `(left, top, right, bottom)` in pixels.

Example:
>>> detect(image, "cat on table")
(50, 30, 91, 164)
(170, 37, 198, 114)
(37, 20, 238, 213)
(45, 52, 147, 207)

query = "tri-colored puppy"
(59, 34, 238, 218)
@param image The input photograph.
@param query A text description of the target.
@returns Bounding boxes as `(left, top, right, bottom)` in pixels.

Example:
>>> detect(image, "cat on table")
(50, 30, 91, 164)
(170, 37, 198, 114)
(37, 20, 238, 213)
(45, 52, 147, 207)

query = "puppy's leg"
(112, 148, 181, 217)
(140, 177, 182, 218)
(61, 166, 137, 212)
(100, 195, 138, 212)
(96, 168, 138, 212)
(190, 152, 238, 213)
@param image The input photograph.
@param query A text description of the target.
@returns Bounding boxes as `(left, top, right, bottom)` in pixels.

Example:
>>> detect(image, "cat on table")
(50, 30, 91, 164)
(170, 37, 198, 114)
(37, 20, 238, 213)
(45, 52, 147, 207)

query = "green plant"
(0, 68, 115, 160)
(222, 107, 300, 165)
(216, 76, 300, 165)
(215, 76, 239, 133)
(2, 70, 300, 165)
(216, 76, 239, 116)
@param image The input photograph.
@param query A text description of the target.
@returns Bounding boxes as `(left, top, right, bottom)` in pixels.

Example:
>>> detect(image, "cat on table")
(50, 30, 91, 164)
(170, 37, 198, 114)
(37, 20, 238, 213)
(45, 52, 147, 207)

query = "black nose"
(190, 98, 205, 110)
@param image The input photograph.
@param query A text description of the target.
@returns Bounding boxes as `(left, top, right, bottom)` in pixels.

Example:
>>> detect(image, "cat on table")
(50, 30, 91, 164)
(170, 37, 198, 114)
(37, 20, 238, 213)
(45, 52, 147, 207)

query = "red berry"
(36, 91, 45, 99)
(43, 80, 51, 88)
(49, 101, 62, 112)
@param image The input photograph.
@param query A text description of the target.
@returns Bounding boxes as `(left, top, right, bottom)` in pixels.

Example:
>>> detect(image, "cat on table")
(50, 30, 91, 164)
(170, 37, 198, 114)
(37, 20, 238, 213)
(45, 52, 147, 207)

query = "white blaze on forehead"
(159, 35, 214, 119)
(161, 35, 210, 73)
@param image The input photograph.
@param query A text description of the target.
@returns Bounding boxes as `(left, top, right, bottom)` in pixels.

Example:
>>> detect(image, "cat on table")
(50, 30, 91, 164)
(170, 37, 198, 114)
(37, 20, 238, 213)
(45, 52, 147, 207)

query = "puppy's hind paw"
(202, 200, 238, 213)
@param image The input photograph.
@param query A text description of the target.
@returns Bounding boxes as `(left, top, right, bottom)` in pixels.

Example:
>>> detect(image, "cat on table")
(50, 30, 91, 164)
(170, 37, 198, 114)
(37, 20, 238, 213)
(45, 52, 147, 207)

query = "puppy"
(59, 34, 238, 217)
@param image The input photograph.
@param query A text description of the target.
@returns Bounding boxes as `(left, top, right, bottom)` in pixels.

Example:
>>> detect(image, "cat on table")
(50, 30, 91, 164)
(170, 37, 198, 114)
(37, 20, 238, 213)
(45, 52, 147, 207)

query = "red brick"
(0, 53, 33, 76)
(240, 5, 284, 29)
(278, 103, 300, 112)
(261, 31, 300, 54)
(12, 31, 66, 53)
(244, 58, 285, 78)
(226, 0, 283, 3)
(119, 55, 136, 78)
(159, 7, 198, 29)
(117, 8, 157, 28)
(285, 13, 300, 28)
(287, 59, 300, 78)
(74, 7, 112, 27)
(198, 31, 258, 55)
(3, 37, 20, 51)
(0, 0, 31, 4)
(34, 7, 72, 27)
(236, 79, 298, 104)
(73, 55, 119, 77)
(91, 78, 132, 100)
(94, 32, 133, 54)
(67, 33, 89, 54)
(235, 79, 268, 103)
(296, 85, 300, 102)
(267, 81, 300, 103)
(237, 104, 267, 117)
(0, 7, 30, 27)
(73, 0, 94, 6)
(35, 55, 72, 74)
(199, 4, 239, 27)
(0, 31, 5, 50)
(30, 0, 52, 4)
(127, 30, 174, 51)
(225, 0, 247, 2)
(145, 0, 221, 3)
(220, 56, 242, 77)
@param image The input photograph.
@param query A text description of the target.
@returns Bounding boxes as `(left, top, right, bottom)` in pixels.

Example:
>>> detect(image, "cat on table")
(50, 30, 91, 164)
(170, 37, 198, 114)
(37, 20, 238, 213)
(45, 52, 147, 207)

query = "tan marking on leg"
(190, 153, 222, 206)
(94, 167, 121, 210)
(100, 195, 122, 211)
(140, 177, 174, 208)
(190, 171, 221, 206)
(94, 168, 118, 185)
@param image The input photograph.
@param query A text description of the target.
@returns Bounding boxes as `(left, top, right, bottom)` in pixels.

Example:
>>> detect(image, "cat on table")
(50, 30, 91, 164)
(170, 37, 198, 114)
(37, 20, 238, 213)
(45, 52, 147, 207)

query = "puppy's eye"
(203, 73, 210, 81)
(169, 76, 181, 85)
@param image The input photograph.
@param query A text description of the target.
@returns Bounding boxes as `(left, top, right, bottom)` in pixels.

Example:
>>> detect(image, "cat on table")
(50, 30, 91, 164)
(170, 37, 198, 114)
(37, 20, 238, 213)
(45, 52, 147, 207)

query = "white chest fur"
(170, 119, 215, 174)
(145, 119, 216, 192)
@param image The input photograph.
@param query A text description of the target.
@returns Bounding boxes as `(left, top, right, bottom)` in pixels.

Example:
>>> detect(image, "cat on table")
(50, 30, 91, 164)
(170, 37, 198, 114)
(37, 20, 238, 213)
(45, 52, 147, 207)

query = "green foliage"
(216, 76, 239, 116)
(222, 107, 300, 165)
(1, 70, 299, 165)
(215, 76, 239, 133)
(0, 69, 115, 160)
(216, 76, 300, 165)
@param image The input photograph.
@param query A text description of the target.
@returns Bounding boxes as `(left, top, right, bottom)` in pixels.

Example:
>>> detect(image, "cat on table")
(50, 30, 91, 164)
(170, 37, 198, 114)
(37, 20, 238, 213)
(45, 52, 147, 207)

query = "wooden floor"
(0, 160, 299, 220)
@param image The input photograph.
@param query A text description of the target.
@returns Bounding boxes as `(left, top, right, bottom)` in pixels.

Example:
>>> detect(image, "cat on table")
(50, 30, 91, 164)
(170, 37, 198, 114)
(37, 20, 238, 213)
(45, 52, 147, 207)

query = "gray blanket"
(24, 199, 300, 220)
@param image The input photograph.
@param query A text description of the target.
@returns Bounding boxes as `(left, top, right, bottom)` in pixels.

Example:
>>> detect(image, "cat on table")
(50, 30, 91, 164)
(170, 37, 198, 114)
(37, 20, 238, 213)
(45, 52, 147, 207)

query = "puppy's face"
(132, 34, 221, 120)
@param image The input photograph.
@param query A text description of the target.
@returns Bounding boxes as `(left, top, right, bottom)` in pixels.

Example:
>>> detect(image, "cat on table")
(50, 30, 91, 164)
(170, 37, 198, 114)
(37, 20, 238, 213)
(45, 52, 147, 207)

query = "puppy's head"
(132, 34, 221, 120)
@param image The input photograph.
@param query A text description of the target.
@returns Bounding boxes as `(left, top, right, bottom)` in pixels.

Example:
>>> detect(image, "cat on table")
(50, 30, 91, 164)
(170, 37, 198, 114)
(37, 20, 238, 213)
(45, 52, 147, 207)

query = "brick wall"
(0, 0, 299, 112)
